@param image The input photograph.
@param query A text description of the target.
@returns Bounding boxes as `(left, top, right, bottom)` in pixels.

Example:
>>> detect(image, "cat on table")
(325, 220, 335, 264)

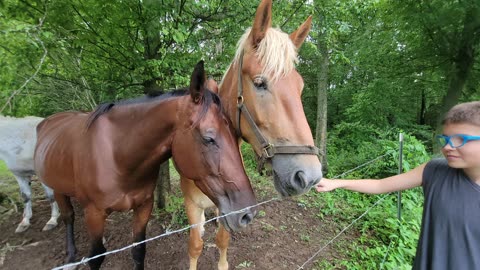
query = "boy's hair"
(442, 101, 480, 126)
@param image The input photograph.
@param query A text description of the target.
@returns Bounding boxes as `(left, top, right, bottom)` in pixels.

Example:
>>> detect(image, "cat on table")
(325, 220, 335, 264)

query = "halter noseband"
(235, 50, 320, 173)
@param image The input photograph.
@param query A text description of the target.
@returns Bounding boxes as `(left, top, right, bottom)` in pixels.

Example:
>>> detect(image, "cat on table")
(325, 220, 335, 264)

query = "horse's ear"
(190, 60, 206, 103)
(250, 0, 272, 47)
(206, 77, 219, 94)
(289, 16, 312, 49)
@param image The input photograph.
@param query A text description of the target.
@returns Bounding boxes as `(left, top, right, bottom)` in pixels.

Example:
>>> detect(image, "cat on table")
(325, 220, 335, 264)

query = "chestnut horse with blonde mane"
(180, 1, 323, 269)
(34, 61, 257, 270)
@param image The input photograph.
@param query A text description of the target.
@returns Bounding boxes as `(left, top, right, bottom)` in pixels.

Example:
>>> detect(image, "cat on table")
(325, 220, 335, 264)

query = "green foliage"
(0, 0, 264, 115)
(240, 143, 258, 174)
(0, 161, 13, 178)
(235, 260, 254, 269)
(0, 161, 21, 220)
(303, 0, 480, 136)
(305, 129, 430, 268)
(325, 123, 430, 179)
(152, 192, 188, 227)
(238, 143, 278, 199)
(1, 0, 478, 266)
(308, 187, 422, 269)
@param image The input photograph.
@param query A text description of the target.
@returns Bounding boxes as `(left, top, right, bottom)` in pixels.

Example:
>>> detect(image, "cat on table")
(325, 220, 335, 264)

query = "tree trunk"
(315, 30, 329, 174)
(418, 88, 426, 125)
(139, 1, 172, 209)
(156, 161, 171, 209)
(142, 77, 171, 209)
(436, 4, 480, 132)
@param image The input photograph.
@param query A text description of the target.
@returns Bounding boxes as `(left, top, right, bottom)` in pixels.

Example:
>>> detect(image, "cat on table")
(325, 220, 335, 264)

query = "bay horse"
(0, 115, 60, 233)
(34, 61, 257, 270)
(180, 0, 323, 269)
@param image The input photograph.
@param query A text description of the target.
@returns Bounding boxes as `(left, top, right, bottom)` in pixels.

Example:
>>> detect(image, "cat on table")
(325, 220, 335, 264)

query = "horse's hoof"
(42, 222, 58, 231)
(15, 224, 30, 233)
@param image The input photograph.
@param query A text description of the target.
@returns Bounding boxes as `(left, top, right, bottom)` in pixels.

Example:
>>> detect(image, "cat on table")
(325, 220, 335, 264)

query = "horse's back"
(35, 111, 88, 162)
(34, 111, 89, 195)
(36, 111, 84, 133)
(0, 115, 44, 173)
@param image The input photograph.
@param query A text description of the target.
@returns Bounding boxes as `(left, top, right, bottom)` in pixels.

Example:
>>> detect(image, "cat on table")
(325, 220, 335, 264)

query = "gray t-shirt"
(412, 158, 480, 270)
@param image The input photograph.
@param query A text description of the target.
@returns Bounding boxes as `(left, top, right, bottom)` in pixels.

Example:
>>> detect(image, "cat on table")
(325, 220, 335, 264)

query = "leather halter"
(235, 50, 320, 173)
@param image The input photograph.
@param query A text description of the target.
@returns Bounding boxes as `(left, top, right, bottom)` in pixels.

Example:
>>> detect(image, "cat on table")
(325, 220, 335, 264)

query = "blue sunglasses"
(436, 134, 480, 148)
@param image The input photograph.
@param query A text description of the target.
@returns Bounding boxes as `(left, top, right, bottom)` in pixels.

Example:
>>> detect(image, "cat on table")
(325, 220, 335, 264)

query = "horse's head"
(172, 61, 257, 232)
(219, 0, 322, 197)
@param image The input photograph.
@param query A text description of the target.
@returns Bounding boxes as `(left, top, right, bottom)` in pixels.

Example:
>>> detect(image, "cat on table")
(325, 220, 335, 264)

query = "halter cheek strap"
(235, 49, 319, 174)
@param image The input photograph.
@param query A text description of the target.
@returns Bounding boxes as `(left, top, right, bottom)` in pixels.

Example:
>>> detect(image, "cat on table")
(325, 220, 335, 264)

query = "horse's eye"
(253, 76, 268, 91)
(202, 136, 217, 146)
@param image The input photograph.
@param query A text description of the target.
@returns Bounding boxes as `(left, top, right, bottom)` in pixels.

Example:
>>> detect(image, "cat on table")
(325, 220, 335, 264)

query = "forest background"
(1, 0, 479, 269)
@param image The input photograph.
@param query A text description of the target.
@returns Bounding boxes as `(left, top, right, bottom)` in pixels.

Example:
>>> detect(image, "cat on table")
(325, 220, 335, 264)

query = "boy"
(316, 101, 480, 270)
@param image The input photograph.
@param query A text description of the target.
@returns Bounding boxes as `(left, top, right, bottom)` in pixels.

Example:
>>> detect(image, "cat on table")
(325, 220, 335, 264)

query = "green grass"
(0, 161, 21, 220)
(0, 161, 13, 178)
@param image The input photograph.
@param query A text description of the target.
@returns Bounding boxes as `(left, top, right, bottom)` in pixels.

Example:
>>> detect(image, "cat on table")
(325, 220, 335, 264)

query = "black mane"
(85, 88, 222, 129)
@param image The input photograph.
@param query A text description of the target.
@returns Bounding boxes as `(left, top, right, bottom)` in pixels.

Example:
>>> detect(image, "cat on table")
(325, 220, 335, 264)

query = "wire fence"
(52, 198, 279, 270)
(297, 193, 390, 270)
(297, 134, 405, 270)
(51, 150, 399, 270)
(296, 152, 394, 270)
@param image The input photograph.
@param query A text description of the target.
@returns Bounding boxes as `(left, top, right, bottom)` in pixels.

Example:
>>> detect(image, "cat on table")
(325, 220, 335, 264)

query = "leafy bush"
(310, 124, 430, 269)
(326, 122, 430, 178)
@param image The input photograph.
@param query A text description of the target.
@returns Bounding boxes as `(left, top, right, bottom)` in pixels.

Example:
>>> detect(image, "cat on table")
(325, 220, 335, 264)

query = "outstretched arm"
(315, 163, 426, 194)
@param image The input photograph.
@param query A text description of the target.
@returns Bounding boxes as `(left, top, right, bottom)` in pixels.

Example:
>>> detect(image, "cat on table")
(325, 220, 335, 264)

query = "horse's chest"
(102, 186, 155, 211)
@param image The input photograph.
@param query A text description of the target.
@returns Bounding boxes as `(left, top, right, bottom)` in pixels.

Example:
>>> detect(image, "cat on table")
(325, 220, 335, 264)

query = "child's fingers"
(315, 184, 328, 192)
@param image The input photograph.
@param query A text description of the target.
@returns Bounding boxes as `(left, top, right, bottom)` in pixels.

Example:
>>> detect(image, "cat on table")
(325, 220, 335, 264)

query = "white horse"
(0, 115, 59, 233)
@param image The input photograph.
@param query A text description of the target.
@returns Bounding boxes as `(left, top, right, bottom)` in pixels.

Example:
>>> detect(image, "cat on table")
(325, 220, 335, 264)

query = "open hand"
(315, 178, 338, 192)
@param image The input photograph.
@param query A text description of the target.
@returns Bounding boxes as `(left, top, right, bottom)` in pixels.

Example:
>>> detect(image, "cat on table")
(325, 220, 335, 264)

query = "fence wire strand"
(297, 194, 389, 270)
(297, 153, 392, 270)
(52, 198, 278, 270)
(52, 152, 391, 270)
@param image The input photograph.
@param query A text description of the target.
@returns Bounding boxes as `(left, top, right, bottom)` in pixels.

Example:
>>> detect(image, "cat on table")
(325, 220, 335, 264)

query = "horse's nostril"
(240, 212, 254, 226)
(293, 170, 307, 189)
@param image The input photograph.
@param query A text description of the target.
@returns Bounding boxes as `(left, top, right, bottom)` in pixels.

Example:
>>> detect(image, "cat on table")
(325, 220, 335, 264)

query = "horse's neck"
(218, 67, 240, 129)
(106, 97, 183, 168)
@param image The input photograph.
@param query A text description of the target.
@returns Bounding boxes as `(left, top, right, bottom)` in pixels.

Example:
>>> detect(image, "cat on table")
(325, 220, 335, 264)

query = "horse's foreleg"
(41, 183, 60, 231)
(13, 175, 32, 233)
(185, 198, 205, 270)
(84, 205, 107, 270)
(131, 197, 154, 270)
(215, 223, 230, 270)
(55, 193, 77, 263)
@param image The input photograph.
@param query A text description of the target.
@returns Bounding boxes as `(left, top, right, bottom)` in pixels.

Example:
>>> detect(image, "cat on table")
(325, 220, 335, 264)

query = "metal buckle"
(237, 95, 244, 107)
(263, 143, 274, 158)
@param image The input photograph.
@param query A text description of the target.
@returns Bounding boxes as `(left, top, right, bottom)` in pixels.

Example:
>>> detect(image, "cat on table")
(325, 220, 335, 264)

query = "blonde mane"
(231, 27, 299, 83)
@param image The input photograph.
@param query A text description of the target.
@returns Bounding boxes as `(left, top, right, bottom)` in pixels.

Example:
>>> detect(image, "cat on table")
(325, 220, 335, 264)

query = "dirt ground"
(0, 180, 355, 270)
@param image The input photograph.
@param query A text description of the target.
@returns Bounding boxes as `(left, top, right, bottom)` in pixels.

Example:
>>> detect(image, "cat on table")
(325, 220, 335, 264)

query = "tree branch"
(1, 4, 48, 113)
